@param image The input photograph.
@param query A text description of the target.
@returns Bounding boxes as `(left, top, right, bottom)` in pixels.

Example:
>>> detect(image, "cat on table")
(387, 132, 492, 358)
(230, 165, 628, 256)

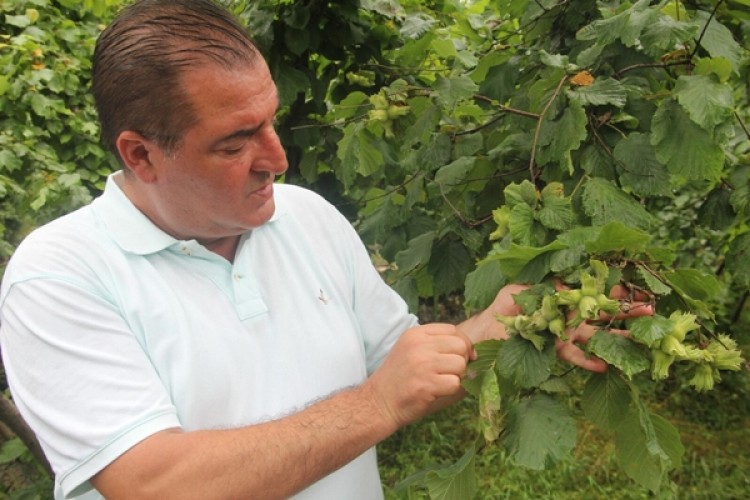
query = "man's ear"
(115, 131, 160, 183)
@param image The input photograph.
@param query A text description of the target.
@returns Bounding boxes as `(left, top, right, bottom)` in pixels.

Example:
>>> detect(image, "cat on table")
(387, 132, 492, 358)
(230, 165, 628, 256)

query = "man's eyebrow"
(213, 126, 262, 146)
(212, 101, 281, 147)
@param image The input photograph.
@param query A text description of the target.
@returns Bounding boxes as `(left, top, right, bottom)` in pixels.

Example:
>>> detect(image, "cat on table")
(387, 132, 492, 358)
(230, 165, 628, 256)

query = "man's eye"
(222, 146, 243, 155)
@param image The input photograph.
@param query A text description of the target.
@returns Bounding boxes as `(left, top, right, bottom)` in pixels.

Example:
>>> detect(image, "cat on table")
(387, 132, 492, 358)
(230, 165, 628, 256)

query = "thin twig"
(529, 74, 569, 181)
(690, 0, 726, 59)
(735, 111, 750, 141)
(613, 59, 693, 79)
(474, 94, 541, 119)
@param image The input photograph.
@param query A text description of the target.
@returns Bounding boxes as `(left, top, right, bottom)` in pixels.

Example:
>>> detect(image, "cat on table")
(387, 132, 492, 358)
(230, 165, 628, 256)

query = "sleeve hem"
(59, 410, 181, 499)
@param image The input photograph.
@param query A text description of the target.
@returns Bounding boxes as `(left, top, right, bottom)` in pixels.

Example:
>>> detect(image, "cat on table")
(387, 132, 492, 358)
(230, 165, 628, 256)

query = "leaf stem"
(529, 74, 569, 182)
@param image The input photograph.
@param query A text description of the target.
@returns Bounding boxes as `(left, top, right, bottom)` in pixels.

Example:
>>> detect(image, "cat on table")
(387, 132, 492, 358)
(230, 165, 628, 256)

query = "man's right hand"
(363, 324, 475, 430)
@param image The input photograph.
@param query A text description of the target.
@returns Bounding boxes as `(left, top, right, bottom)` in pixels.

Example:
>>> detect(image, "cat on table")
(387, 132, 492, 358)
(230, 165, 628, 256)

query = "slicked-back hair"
(92, 0, 260, 163)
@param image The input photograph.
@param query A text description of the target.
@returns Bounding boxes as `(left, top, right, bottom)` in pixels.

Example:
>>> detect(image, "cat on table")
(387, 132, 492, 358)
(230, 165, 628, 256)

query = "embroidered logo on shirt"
(318, 289, 330, 305)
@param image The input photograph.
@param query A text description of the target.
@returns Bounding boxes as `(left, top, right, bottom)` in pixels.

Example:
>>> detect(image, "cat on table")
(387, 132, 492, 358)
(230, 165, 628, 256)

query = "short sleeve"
(0, 277, 180, 498)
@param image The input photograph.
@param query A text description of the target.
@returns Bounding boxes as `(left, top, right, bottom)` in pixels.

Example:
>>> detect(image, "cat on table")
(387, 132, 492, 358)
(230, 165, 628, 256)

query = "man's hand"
(555, 284, 653, 372)
(460, 283, 653, 372)
(364, 324, 475, 430)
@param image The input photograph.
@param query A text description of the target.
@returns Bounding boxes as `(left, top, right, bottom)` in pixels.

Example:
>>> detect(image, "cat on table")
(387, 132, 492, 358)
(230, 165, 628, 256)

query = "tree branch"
(0, 393, 52, 477)
(529, 74, 569, 181)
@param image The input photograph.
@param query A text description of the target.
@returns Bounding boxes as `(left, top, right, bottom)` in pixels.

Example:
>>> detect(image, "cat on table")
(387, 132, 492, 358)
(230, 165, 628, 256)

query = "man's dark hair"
(92, 0, 260, 162)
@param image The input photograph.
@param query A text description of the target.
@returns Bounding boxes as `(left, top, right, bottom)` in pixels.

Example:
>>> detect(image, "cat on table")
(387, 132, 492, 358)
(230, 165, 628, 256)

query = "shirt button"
(233, 274, 242, 281)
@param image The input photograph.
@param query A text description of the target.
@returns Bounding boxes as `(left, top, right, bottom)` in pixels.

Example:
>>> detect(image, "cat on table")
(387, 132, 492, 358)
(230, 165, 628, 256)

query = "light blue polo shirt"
(0, 172, 417, 499)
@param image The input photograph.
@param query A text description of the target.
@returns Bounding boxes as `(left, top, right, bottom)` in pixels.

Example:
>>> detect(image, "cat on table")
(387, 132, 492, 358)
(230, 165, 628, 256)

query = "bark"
(0, 393, 52, 477)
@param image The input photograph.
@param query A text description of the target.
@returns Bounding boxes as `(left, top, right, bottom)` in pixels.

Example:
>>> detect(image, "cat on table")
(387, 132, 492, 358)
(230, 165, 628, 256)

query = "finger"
(556, 341, 608, 373)
(609, 285, 650, 301)
(613, 301, 653, 319)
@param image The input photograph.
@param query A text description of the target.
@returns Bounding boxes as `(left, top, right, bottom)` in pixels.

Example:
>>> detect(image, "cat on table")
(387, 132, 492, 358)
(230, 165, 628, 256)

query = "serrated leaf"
(478, 370, 502, 442)
(588, 331, 650, 378)
(584, 221, 652, 255)
(567, 77, 628, 107)
(538, 196, 575, 231)
(536, 101, 587, 168)
(428, 239, 473, 295)
(424, 447, 478, 500)
(487, 241, 567, 280)
(662, 269, 720, 320)
(637, 266, 673, 295)
(726, 233, 750, 289)
(434, 157, 476, 187)
(613, 132, 672, 197)
(504, 180, 538, 208)
(651, 99, 724, 182)
(496, 335, 555, 388)
(640, 16, 698, 58)
(435, 74, 479, 110)
(502, 394, 576, 470)
(582, 370, 633, 433)
(615, 406, 684, 492)
(581, 178, 657, 230)
(674, 75, 733, 132)
(464, 259, 506, 311)
(628, 315, 674, 348)
(510, 203, 543, 246)
(693, 11, 743, 72)
(395, 231, 435, 273)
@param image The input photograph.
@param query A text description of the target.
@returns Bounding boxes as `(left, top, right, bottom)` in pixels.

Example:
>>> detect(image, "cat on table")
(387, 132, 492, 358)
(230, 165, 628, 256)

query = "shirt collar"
(91, 171, 286, 256)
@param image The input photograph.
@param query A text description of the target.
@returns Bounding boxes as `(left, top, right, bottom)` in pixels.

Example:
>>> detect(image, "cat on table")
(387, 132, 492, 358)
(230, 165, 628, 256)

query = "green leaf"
(504, 181, 538, 208)
(395, 231, 435, 273)
(582, 370, 633, 433)
(640, 16, 698, 58)
(488, 241, 567, 280)
(538, 184, 575, 231)
(0, 437, 26, 463)
(496, 335, 555, 388)
(581, 178, 657, 230)
(693, 11, 743, 72)
(428, 239, 474, 294)
(615, 406, 684, 492)
(613, 133, 672, 197)
(536, 101, 587, 169)
(726, 233, 750, 289)
(567, 78, 627, 107)
(434, 75, 479, 110)
(637, 266, 673, 295)
(434, 157, 476, 187)
(663, 268, 723, 319)
(651, 99, 724, 182)
(628, 315, 674, 348)
(587, 331, 650, 379)
(510, 203, 544, 246)
(464, 259, 506, 311)
(424, 447, 478, 500)
(478, 370, 502, 442)
(674, 75, 733, 132)
(502, 394, 576, 470)
(584, 221, 652, 255)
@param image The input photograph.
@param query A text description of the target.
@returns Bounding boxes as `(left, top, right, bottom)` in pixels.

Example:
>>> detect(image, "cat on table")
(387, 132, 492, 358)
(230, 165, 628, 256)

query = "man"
(0, 1, 649, 499)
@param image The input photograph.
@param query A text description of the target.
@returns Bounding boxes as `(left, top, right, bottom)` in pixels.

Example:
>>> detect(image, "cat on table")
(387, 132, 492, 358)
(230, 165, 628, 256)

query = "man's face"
(141, 60, 288, 245)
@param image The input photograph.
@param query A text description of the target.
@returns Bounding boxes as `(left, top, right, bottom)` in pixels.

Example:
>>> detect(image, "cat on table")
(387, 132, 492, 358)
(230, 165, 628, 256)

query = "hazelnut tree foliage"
(1, 0, 749, 496)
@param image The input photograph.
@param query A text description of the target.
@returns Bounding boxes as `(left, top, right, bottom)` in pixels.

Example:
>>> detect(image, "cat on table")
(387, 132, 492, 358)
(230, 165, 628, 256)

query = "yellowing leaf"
(570, 70, 594, 86)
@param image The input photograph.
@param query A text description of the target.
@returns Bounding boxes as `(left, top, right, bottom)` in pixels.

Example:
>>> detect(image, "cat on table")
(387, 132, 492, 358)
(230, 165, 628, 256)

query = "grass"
(378, 377, 750, 500)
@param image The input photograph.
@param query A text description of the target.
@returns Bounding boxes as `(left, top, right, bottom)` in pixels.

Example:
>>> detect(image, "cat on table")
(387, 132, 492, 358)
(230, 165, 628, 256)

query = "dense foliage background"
(1, 0, 749, 498)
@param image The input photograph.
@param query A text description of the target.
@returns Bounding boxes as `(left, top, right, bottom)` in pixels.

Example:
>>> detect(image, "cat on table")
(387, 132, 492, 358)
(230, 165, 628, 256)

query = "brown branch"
(529, 74, 569, 181)
(691, 0, 726, 59)
(0, 392, 52, 477)
(613, 59, 693, 79)
(736, 111, 750, 141)
(473, 94, 541, 119)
